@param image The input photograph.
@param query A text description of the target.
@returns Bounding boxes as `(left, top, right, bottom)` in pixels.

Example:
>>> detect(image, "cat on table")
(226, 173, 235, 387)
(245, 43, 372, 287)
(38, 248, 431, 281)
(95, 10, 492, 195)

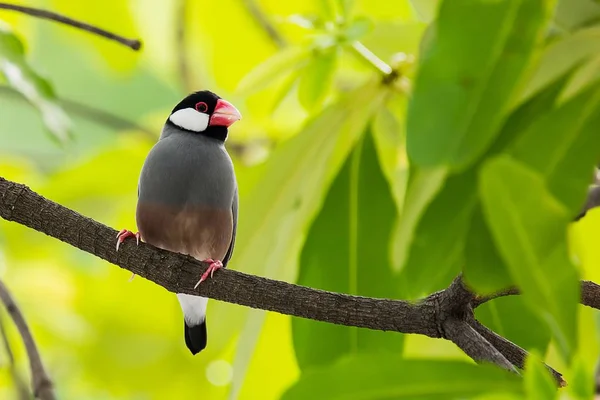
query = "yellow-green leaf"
(0, 23, 70, 142)
(524, 353, 558, 400)
(408, 0, 554, 169)
(236, 46, 310, 96)
(297, 49, 337, 111)
(283, 356, 523, 400)
(479, 156, 579, 361)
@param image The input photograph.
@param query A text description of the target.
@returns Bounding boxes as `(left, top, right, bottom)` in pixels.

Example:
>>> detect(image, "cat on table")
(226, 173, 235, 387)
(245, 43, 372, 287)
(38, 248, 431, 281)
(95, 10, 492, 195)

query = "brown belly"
(136, 202, 233, 261)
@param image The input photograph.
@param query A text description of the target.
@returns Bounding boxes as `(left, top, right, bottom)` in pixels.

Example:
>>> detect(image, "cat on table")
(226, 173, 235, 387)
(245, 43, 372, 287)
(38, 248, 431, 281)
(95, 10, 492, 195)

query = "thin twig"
(241, 0, 286, 48)
(473, 287, 520, 308)
(474, 281, 600, 310)
(443, 318, 516, 372)
(469, 318, 566, 386)
(0, 314, 30, 400)
(0, 2, 141, 50)
(0, 280, 55, 400)
(175, 0, 193, 91)
(0, 85, 156, 139)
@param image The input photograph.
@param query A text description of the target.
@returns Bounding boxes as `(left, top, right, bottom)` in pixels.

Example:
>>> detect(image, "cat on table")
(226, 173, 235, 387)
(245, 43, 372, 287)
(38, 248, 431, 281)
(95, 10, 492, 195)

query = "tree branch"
(0, 280, 55, 400)
(240, 0, 286, 48)
(473, 280, 600, 310)
(469, 318, 565, 386)
(0, 2, 141, 50)
(0, 314, 30, 400)
(3, 176, 600, 385)
(443, 318, 516, 372)
(473, 287, 520, 308)
(0, 85, 156, 139)
(0, 176, 438, 336)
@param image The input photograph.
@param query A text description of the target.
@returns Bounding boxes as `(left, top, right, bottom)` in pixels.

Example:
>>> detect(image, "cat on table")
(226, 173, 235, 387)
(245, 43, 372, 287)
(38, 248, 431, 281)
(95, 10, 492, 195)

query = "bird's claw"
(194, 259, 223, 289)
(116, 229, 141, 251)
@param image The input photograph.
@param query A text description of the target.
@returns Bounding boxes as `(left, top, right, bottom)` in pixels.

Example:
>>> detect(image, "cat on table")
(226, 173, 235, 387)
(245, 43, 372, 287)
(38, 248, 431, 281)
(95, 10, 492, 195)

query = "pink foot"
(116, 229, 141, 251)
(194, 259, 223, 289)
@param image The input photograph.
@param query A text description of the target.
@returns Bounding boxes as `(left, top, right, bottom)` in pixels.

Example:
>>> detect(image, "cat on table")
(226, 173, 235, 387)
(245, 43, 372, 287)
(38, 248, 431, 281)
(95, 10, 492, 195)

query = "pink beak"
(209, 99, 242, 128)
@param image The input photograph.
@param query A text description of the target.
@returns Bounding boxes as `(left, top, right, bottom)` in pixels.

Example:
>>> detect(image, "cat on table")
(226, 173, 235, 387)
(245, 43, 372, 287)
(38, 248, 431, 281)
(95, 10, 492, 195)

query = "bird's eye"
(195, 102, 208, 113)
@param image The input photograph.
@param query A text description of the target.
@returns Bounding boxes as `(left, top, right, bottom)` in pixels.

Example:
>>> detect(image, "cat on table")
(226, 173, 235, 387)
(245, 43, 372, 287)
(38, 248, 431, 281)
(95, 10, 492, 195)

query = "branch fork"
(2, 176, 599, 389)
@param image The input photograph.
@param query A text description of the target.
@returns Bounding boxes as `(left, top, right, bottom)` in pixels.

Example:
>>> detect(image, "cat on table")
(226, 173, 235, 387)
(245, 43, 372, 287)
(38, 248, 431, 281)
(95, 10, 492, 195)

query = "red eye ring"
(195, 102, 208, 113)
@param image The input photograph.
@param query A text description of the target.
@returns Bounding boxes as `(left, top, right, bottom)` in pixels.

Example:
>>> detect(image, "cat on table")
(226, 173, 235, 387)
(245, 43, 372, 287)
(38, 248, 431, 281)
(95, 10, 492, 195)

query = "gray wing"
(222, 187, 238, 267)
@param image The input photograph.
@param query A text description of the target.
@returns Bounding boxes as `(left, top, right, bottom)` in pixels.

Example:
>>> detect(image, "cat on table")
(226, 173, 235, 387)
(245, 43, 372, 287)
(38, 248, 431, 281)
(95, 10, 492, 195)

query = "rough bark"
(3, 176, 600, 385)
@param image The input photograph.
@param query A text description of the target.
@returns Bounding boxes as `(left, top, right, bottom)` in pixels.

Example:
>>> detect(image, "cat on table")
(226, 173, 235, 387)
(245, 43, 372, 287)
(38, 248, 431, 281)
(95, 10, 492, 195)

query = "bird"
(115, 90, 241, 355)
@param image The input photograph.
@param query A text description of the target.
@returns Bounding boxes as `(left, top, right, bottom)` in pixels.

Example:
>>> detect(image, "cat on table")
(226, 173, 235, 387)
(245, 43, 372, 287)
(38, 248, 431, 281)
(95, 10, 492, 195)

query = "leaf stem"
(350, 41, 392, 76)
(0, 3, 141, 50)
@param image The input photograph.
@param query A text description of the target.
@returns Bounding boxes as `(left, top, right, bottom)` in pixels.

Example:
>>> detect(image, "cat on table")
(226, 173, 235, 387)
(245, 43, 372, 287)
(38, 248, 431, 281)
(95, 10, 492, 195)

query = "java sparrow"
(116, 90, 241, 354)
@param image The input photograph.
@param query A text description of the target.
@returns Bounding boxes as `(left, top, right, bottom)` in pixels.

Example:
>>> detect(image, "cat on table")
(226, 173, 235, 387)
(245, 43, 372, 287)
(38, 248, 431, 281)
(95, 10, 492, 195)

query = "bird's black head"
(167, 90, 242, 141)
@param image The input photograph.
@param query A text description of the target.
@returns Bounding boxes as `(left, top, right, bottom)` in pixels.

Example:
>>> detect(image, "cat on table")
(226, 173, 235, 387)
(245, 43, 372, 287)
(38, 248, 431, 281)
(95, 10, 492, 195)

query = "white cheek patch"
(169, 108, 209, 132)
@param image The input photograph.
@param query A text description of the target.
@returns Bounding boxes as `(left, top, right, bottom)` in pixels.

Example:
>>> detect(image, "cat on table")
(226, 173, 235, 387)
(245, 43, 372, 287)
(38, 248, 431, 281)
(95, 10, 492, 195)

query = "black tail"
(184, 319, 207, 355)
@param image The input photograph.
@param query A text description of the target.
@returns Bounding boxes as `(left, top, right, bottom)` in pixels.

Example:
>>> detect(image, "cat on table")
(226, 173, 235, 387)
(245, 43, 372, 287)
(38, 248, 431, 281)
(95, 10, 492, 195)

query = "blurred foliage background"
(1, 0, 600, 398)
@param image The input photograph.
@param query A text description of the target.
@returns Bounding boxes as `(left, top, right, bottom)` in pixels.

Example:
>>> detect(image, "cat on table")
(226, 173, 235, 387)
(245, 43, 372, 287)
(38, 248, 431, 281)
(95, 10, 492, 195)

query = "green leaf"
(371, 103, 402, 178)
(558, 54, 600, 103)
(343, 17, 373, 42)
(219, 80, 389, 388)
(236, 46, 309, 96)
(282, 356, 523, 400)
(567, 356, 594, 400)
(476, 297, 551, 355)
(463, 205, 512, 293)
(319, 0, 336, 20)
(337, 0, 355, 18)
(554, 0, 600, 32)
(0, 24, 71, 142)
(298, 49, 337, 111)
(463, 67, 573, 294)
(479, 156, 579, 361)
(397, 170, 477, 298)
(269, 66, 302, 114)
(407, 0, 554, 169)
(371, 99, 407, 206)
(524, 353, 558, 400)
(511, 82, 600, 215)
(463, 77, 575, 340)
(409, 0, 441, 22)
(392, 165, 448, 274)
(292, 131, 402, 370)
(521, 26, 600, 103)
(397, 69, 572, 297)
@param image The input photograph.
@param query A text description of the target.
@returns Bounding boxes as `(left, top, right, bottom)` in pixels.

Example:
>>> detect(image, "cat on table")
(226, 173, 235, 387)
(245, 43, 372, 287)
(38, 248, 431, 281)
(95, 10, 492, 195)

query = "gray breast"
(138, 132, 236, 208)
(135, 131, 236, 260)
